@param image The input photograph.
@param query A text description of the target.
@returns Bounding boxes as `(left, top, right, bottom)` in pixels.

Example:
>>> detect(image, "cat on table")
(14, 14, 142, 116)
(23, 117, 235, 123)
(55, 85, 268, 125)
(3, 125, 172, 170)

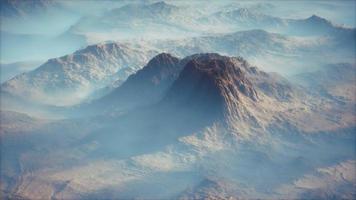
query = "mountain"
(1, 1, 355, 199)
(1, 53, 355, 199)
(287, 15, 355, 36)
(72, 1, 181, 33)
(150, 29, 315, 74)
(105, 1, 180, 21)
(199, 8, 286, 29)
(67, 1, 201, 42)
(86, 53, 297, 136)
(162, 54, 258, 123)
(160, 53, 301, 135)
(75, 53, 271, 155)
(100, 52, 298, 118)
(3, 27, 352, 110)
(92, 53, 183, 112)
(1, 43, 157, 106)
(88, 52, 290, 116)
(200, 8, 354, 37)
(149, 28, 355, 75)
(155, 30, 299, 57)
(65, 4, 355, 46)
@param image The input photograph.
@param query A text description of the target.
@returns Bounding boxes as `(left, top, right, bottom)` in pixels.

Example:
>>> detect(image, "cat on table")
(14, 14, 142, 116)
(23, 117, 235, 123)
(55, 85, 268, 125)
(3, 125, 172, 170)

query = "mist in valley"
(0, 0, 355, 199)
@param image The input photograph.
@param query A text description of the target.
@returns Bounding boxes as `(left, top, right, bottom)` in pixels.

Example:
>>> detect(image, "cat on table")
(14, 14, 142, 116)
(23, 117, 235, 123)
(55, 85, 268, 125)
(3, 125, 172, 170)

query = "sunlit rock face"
(1, 52, 355, 199)
(89, 53, 260, 116)
(1, 43, 157, 106)
(0, 0, 355, 199)
(163, 54, 258, 125)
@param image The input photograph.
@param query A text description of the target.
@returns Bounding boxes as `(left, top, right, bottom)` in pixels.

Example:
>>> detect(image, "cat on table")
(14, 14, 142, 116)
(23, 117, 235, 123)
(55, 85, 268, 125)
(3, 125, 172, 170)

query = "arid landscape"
(0, 0, 355, 199)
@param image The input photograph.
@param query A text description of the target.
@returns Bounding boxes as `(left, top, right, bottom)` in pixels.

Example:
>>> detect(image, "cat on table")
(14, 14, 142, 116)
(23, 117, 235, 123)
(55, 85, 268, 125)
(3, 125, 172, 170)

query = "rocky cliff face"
(161, 54, 260, 131)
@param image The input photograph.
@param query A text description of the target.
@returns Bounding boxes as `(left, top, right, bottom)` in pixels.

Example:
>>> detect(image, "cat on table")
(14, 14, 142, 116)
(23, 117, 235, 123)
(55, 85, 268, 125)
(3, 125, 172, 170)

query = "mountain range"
(0, 1, 355, 199)
(200, 7, 354, 36)
(1, 52, 355, 199)
(66, 1, 355, 43)
(2, 1, 354, 64)
(2, 26, 354, 110)
(1, 43, 157, 106)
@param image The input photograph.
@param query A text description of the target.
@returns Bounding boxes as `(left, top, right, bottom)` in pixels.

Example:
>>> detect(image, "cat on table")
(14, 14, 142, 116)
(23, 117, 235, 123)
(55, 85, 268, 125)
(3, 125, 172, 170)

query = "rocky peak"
(110, 1, 178, 19)
(163, 54, 258, 122)
(307, 15, 330, 24)
(125, 53, 181, 85)
(73, 43, 127, 58)
(1, 42, 156, 106)
(96, 53, 183, 111)
(183, 54, 258, 101)
(145, 53, 180, 71)
(149, 1, 173, 9)
(294, 14, 334, 31)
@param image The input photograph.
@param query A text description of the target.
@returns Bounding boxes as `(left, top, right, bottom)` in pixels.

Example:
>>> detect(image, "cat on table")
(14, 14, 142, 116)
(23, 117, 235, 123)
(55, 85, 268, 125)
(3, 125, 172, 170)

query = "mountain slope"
(89, 53, 298, 137)
(1, 43, 157, 106)
(88, 52, 291, 117)
(200, 7, 354, 37)
(162, 54, 258, 123)
(69, 1, 198, 41)
(153, 30, 302, 61)
(293, 63, 356, 102)
(105, 1, 180, 22)
(199, 8, 285, 30)
(92, 53, 184, 112)
(76, 53, 267, 155)
(149, 28, 354, 74)
(286, 15, 354, 36)
(1, 53, 355, 199)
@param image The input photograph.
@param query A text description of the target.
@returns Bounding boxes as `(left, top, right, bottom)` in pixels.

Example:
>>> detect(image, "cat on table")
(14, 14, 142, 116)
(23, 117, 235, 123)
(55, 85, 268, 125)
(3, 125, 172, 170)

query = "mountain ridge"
(1, 42, 157, 106)
(92, 53, 183, 112)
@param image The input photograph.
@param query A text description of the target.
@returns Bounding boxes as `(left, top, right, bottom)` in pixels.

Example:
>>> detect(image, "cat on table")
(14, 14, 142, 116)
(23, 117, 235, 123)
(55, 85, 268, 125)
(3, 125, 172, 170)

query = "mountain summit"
(91, 53, 183, 112)
(162, 54, 259, 128)
(107, 1, 179, 21)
